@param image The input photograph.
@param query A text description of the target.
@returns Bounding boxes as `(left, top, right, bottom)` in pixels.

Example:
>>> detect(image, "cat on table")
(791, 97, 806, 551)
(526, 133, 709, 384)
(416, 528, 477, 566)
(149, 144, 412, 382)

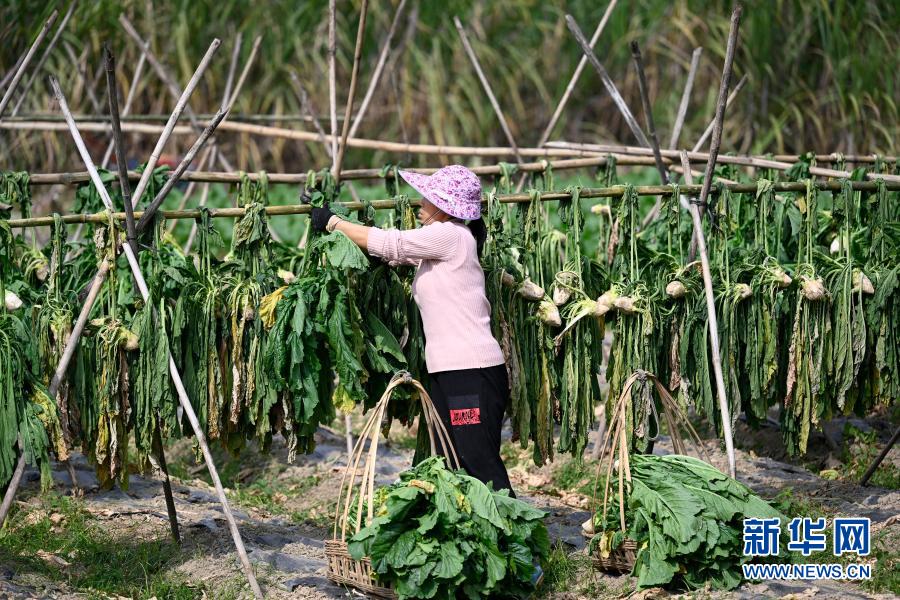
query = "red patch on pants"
(450, 408, 481, 426)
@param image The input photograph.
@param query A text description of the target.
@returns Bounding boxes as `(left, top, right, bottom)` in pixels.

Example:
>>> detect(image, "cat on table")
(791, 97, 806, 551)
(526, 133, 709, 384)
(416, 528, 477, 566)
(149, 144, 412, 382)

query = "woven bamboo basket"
(326, 371, 461, 598)
(591, 538, 639, 573)
(590, 370, 711, 575)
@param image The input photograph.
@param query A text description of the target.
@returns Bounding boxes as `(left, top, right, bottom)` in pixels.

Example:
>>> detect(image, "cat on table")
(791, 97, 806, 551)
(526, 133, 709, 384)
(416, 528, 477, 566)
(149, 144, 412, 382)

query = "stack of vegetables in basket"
(327, 371, 549, 600)
(590, 453, 785, 591)
(348, 456, 550, 599)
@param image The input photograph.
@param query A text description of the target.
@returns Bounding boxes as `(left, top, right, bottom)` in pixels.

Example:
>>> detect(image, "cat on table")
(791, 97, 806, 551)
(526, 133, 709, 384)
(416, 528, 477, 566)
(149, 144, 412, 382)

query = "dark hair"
(467, 217, 487, 258)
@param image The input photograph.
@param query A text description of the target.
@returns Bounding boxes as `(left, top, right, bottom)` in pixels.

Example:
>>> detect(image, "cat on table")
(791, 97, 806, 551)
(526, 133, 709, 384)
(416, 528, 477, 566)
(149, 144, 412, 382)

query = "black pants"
(429, 364, 514, 495)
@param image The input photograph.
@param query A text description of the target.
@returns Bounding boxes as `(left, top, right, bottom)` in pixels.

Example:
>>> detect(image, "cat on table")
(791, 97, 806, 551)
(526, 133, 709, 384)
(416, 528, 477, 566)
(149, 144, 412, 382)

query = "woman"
(310, 165, 514, 494)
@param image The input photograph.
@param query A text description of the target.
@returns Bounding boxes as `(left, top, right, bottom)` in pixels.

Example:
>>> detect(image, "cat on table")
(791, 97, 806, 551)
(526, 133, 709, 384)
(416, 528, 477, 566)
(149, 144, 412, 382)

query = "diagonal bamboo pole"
(517, 0, 618, 193)
(454, 16, 526, 169)
(128, 39, 221, 210)
(684, 3, 743, 479)
(565, 14, 650, 147)
(101, 51, 147, 168)
(333, 0, 370, 183)
(50, 76, 263, 599)
(327, 0, 338, 162)
(105, 45, 181, 544)
(537, 0, 618, 148)
(0, 10, 59, 118)
(182, 35, 264, 251)
(669, 47, 703, 150)
(63, 42, 103, 113)
(630, 41, 668, 186)
(347, 0, 408, 140)
(119, 16, 235, 173)
(11, 2, 76, 117)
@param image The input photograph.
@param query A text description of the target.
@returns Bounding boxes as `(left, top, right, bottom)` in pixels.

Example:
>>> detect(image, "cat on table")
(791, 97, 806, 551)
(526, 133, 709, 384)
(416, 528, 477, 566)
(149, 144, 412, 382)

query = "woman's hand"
(310, 206, 336, 232)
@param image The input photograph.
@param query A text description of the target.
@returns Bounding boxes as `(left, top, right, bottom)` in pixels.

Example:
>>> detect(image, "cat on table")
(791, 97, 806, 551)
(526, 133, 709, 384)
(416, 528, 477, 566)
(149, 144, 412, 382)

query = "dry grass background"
(1, 0, 898, 176)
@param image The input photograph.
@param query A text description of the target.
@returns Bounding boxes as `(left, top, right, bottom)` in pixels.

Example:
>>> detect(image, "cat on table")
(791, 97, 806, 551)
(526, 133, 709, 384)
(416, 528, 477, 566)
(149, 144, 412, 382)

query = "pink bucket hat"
(398, 165, 483, 220)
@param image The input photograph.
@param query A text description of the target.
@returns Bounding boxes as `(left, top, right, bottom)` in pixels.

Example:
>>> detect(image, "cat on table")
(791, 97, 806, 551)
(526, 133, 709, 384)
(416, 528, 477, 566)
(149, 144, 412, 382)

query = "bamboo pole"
(669, 47, 703, 150)
(537, 0, 618, 148)
(630, 41, 668, 186)
(0, 440, 27, 527)
(689, 4, 742, 479)
(105, 46, 181, 544)
(9, 179, 896, 229)
(105, 46, 137, 253)
(63, 42, 103, 113)
(119, 16, 234, 173)
(0, 10, 58, 118)
(333, 0, 370, 183)
(288, 71, 362, 205)
(128, 39, 221, 210)
(347, 0, 408, 140)
(50, 76, 264, 600)
(693, 73, 748, 150)
(25, 155, 657, 187)
(327, 0, 338, 162)
(101, 51, 147, 168)
(546, 141, 900, 184)
(565, 14, 650, 148)
(9, 116, 892, 166)
(455, 16, 526, 168)
(10, 2, 75, 117)
(1, 119, 601, 157)
(182, 36, 264, 251)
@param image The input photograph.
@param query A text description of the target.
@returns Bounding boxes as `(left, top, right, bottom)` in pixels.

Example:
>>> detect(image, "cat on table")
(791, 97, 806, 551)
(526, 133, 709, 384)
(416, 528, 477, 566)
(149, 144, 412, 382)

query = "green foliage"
(591, 454, 786, 591)
(348, 456, 550, 599)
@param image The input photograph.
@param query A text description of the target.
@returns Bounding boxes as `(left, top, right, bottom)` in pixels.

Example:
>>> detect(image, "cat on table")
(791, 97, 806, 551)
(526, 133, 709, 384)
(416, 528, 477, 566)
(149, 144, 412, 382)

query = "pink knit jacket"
(366, 221, 506, 373)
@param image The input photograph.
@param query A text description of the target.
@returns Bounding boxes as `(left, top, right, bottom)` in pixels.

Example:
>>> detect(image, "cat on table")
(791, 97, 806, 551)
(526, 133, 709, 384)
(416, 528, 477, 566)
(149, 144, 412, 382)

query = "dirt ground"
(1, 414, 897, 600)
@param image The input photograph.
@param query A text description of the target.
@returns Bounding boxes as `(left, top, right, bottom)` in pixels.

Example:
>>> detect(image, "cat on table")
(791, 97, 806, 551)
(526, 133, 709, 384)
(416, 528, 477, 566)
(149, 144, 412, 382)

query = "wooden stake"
(50, 76, 264, 599)
(0, 10, 59, 118)
(347, 0, 408, 140)
(0, 440, 26, 527)
(11, 2, 75, 116)
(669, 47, 703, 150)
(455, 16, 526, 168)
(681, 150, 736, 479)
(565, 14, 650, 147)
(630, 41, 668, 185)
(333, 0, 370, 183)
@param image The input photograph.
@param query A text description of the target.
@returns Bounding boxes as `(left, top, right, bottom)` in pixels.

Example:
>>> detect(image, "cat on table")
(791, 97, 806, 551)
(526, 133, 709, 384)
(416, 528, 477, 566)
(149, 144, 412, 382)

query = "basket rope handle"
(333, 371, 461, 541)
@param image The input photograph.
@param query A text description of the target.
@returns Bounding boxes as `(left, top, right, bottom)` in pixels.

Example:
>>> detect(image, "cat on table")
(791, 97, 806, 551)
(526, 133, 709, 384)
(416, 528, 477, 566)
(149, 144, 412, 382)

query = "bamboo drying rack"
(6, 179, 899, 229)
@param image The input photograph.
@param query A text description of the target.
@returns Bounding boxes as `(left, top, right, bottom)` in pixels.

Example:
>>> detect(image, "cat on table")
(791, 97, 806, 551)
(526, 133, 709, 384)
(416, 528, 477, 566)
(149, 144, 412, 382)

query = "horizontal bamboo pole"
(548, 141, 900, 184)
(24, 156, 655, 186)
(6, 113, 344, 123)
(9, 179, 897, 229)
(0, 119, 596, 158)
(6, 118, 894, 165)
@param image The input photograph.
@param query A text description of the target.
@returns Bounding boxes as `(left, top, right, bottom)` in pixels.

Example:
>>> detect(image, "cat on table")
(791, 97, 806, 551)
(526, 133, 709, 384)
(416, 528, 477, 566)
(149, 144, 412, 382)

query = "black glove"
(310, 205, 336, 232)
